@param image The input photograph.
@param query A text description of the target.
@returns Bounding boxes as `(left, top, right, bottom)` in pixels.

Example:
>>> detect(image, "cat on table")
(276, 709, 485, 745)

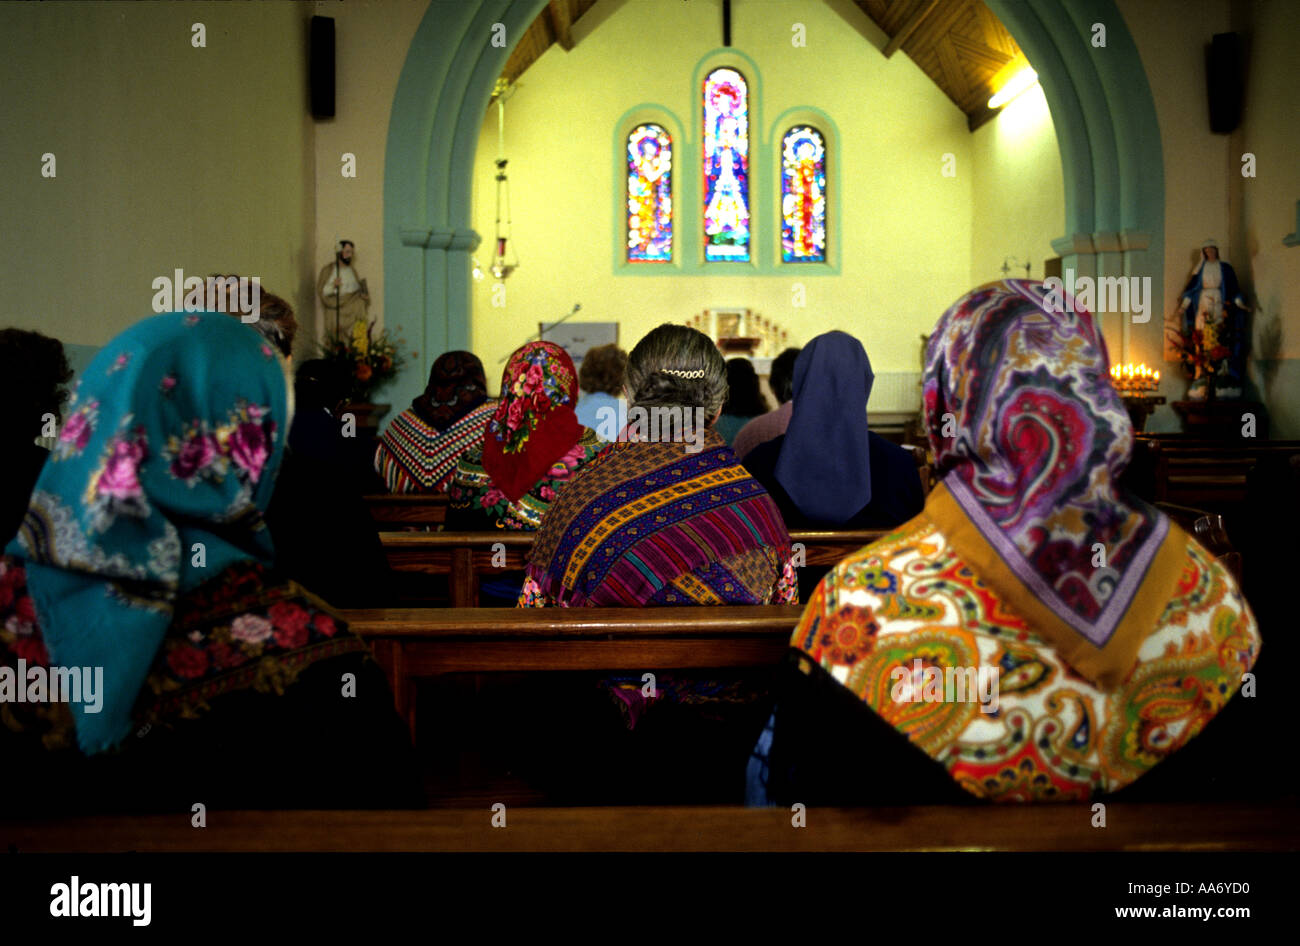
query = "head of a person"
(0, 328, 73, 444)
(414, 350, 489, 429)
(338, 240, 355, 264)
(211, 276, 298, 360)
(769, 347, 801, 405)
(923, 279, 1130, 487)
(492, 341, 579, 452)
(482, 340, 582, 502)
(722, 357, 769, 418)
(8, 311, 292, 753)
(578, 343, 628, 398)
(624, 324, 728, 427)
(1203, 240, 1219, 262)
(295, 358, 350, 415)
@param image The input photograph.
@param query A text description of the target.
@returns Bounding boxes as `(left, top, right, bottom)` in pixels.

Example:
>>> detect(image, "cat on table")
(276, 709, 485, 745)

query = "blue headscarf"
(4, 312, 288, 754)
(774, 331, 874, 525)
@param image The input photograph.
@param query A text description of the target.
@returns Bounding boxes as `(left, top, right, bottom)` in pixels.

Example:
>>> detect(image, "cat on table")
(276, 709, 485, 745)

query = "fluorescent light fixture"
(988, 66, 1038, 109)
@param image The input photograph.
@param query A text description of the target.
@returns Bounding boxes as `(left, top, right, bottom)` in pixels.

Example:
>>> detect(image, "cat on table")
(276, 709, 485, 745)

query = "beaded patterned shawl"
(375, 401, 495, 493)
(525, 431, 792, 606)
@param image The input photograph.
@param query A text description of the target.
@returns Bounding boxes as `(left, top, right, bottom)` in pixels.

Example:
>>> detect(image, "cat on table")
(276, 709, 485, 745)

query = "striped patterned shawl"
(526, 431, 792, 606)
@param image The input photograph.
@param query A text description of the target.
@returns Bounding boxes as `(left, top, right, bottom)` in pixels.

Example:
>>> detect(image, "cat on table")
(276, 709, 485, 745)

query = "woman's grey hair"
(625, 323, 728, 418)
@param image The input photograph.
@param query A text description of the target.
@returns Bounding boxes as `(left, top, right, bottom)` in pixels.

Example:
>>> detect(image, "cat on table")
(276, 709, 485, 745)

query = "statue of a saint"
(1174, 238, 1250, 400)
(317, 240, 369, 334)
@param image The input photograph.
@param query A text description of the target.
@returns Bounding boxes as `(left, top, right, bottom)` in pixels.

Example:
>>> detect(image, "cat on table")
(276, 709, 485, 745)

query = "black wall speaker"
(1206, 31, 1244, 134)
(310, 16, 335, 119)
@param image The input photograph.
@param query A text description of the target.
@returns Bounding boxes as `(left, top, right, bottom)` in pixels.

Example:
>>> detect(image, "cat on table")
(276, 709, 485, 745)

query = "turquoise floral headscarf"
(4, 312, 288, 754)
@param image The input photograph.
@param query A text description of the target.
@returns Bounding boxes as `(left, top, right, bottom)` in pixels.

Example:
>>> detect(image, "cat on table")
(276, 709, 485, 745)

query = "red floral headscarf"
(482, 341, 583, 503)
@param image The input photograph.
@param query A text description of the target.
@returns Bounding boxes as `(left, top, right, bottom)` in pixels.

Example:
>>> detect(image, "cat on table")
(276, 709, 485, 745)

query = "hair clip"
(661, 368, 705, 379)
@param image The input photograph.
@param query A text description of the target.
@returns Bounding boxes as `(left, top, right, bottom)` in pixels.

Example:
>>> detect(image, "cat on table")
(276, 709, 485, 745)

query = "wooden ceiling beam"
(883, 0, 938, 58)
(547, 0, 574, 52)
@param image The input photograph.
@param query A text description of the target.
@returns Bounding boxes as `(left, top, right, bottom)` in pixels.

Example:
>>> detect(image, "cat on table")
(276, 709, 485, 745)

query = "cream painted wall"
(1122, 0, 1300, 436)
(468, 0, 974, 406)
(1121, 0, 1232, 431)
(1233, 0, 1300, 437)
(0, 1, 315, 360)
(970, 84, 1065, 285)
(310, 0, 430, 344)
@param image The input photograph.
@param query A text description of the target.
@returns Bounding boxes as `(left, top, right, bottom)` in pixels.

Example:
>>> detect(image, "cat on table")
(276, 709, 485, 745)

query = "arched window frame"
(701, 65, 753, 264)
(779, 124, 828, 263)
(612, 105, 686, 275)
(624, 122, 675, 264)
(770, 107, 840, 274)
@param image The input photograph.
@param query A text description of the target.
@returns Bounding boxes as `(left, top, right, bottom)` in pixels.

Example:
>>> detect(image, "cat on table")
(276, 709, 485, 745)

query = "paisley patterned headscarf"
(411, 350, 488, 431)
(922, 280, 1186, 689)
(4, 312, 288, 753)
(482, 341, 583, 503)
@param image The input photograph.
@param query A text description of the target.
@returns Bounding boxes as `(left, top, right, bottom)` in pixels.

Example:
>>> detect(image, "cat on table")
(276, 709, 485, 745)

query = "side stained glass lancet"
(626, 124, 673, 262)
(702, 68, 750, 262)
(781, 126, 826, 263)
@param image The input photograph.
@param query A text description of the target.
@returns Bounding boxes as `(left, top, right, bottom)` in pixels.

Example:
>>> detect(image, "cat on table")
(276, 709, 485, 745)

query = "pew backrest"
(379, 529, 888, 604)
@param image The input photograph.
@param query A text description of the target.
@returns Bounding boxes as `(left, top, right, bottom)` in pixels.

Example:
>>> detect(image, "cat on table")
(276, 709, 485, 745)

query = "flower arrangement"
(320, 319, 412, 402)
(1165, 318, 1234, 398)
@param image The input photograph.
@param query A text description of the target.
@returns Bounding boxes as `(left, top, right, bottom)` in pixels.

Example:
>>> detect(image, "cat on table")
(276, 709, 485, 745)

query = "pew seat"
(4, 802, 1294, 852)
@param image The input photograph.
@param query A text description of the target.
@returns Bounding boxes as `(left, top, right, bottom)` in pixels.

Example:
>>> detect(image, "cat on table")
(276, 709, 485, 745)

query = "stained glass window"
(702, 68, 750, 262)
(626, 124, 673, 262)
(781, 126, 826, 263)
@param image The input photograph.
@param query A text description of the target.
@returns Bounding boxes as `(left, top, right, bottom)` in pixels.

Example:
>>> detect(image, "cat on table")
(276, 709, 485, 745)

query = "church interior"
(2, 0, 1299, 892)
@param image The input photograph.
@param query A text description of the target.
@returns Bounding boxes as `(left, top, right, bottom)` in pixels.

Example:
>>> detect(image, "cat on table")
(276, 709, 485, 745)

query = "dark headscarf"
(774, 331, 873, 526)
(411, 351, 488, 431)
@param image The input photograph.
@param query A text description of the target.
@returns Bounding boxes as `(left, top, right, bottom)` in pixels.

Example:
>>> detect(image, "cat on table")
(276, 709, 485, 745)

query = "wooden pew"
(379, 529, 888, 606)
(346, 604, 805, 741)
(364, 493, 449, 529)
(1130, 438, 1300, 510)
(5, 802, 1294, 852)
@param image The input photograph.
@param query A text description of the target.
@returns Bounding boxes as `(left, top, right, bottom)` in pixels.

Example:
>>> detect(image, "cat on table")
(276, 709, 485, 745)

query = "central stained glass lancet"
(781, 125, 826, 262)
(702, 68, 750, 262)
(626, 124, 673, 262)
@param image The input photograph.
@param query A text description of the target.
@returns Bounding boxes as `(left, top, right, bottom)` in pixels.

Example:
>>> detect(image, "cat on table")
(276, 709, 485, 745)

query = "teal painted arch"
(383, 0, 548, 416)
(384, 0, 1165, 417)
(987, 0, 1163, 254)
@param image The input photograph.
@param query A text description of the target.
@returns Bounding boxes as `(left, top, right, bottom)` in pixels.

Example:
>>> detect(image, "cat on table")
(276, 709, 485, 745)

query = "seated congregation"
(0, 278, 1277, 822)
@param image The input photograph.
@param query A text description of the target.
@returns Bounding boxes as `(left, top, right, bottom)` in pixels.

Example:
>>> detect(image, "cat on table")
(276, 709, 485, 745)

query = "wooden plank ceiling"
(496, 0, 598, 93)
(497, 0, 1026, 131)
(855, 0, 1027, 130)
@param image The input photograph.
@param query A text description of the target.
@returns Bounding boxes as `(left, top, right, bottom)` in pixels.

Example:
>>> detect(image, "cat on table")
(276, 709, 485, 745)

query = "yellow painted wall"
(469, 0, 975, 405)
(970, 84, 1065, 285)
(0, 1, 315, 360)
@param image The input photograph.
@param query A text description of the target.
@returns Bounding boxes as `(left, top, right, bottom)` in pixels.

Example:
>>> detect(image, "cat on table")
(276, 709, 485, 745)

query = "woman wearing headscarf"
(375, 351, 495, 493)
(518, 324, 795, 801)
(714, 358, 771, 446)
(0, 312, 420, 813)
(742, 331, 923, 531)
(522, 324, 795, 608)
(447, 340, 603, 531)
(748, 281, 1260, 805)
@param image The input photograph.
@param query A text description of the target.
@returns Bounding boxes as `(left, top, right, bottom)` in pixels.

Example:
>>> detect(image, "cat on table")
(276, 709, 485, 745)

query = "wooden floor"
(4, 802, 1296, 852)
